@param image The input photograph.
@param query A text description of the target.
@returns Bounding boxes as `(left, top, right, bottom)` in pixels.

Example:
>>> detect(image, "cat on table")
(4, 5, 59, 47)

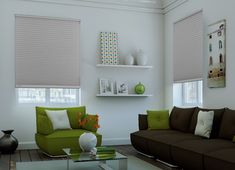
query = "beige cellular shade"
(15, 15, 80, 88)
(173, 11, 203, 83)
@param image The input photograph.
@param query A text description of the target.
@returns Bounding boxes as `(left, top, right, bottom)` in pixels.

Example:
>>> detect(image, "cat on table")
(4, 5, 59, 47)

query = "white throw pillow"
(45, 110, 71, 130)
(194, 110, 214, 138)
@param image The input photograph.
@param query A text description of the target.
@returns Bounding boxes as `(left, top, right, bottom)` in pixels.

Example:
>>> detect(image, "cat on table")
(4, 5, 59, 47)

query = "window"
(17, 88, 80, 105)
(15, 16, 81, 106)
(173, 80, 203, 107)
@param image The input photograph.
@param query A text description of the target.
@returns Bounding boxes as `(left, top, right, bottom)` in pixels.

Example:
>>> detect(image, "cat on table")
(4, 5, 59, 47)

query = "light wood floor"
(0, 145, 178, 170)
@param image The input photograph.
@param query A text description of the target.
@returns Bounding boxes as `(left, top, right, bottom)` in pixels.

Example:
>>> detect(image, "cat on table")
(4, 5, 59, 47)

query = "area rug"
(16, 156, 161, 170)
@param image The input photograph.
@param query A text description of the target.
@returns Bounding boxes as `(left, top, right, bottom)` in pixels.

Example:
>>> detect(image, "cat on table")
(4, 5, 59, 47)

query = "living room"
(0, 0, 235, 170)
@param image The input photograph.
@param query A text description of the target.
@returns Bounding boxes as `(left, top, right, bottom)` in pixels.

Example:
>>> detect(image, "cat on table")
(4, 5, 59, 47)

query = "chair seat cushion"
(35, 129, 102, 156)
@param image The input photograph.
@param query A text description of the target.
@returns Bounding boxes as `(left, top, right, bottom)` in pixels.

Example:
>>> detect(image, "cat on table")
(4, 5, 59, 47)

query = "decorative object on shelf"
(96, 64, 152, 69)
(116, 81, 128, 95)
(79, 132, 97, 152)
(124, 53, 134, 65)
(0, 130, 18, 154)
(135, 82, 145, 94)
(207, 19, 226, 88)
(99, 79, 114, 95)
(136, 49, 147, 66)
(100, 32, 119, 65)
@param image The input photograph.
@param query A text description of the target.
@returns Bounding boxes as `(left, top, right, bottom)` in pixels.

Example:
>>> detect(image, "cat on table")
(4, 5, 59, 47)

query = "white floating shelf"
(96, 94, 153, 97)
(96, 64, 153, 69)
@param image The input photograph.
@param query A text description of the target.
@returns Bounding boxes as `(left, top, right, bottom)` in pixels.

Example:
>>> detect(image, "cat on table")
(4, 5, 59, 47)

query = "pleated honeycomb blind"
(173, 11, 203, 82)
(15, 15, 80, 88)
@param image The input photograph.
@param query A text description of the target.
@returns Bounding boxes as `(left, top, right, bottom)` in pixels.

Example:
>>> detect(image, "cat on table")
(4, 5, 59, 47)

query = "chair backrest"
(35, 106, 86, 135)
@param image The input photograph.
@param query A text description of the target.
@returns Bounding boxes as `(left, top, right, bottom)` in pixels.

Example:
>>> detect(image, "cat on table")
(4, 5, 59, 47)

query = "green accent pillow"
(79, 114, 100, 132)
(232, 136, 235, 143)
(147, 110, 170, 130)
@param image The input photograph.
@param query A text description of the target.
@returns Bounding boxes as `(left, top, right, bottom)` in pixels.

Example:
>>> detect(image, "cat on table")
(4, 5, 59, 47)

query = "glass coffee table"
(63, 148, 127, 170)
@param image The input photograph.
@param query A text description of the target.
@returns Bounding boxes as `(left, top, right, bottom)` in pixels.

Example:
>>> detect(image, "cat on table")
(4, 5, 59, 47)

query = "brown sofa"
(130, 107, 235, 170)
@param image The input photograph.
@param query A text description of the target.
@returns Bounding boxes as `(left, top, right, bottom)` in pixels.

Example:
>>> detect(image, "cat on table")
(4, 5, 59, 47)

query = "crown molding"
(18, 0, 163, 14)
(161, 0, 188, 14)
(17, 0, 187, 14)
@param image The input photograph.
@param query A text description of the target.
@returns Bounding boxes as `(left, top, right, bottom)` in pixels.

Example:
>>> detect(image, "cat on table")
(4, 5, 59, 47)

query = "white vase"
(79, 132, 97, 152)
(136, 49, 147, 66)
(124, 54, 134, 65)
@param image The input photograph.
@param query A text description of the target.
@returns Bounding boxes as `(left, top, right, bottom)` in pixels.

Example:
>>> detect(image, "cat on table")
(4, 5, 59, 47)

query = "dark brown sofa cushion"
(189, 107, 225, 138)
(204, 148, 235, 170)
(147, 132, 200, 163)
(219, 108, 235, 140)
(171, 139, 235, 170)
(169, 106, 195, 132)
(130, 130, 178, 157)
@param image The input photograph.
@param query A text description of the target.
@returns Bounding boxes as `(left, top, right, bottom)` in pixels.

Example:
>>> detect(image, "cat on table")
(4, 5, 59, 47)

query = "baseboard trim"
(18, 141, 38, 150)
(18, 138, 131, 150)
(102, 138, 131, 146)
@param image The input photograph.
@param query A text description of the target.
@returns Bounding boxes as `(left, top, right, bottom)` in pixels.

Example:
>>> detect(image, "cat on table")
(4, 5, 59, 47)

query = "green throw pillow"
(232, 136, 235, 143)
(147, 110, 170, 130)
(79, 113, 100, 132)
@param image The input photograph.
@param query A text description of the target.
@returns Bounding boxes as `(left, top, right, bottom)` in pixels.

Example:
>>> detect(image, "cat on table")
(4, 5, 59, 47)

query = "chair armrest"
(139, 114, 148, 130)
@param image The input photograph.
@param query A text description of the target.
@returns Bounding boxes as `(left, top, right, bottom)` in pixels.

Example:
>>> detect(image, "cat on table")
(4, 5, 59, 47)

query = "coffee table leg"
(99, 161, 113, 170)
(67, 155, 69, 170)
(119, 159, 127, 170)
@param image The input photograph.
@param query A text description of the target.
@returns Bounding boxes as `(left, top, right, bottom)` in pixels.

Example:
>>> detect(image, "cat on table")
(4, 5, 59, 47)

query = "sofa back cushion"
(36, 106, 86, 134)
(169, 106, 195, 132)
(138, 114, 148, 130)
(189, 107, 225, 138)
(219, 108, 235, 140)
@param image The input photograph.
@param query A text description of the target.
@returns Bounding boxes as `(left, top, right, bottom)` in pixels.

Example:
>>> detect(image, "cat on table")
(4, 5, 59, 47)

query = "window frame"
(182, 80, 203, 107)
(173, 80, 203, 107)
(16, 88, 81, 106)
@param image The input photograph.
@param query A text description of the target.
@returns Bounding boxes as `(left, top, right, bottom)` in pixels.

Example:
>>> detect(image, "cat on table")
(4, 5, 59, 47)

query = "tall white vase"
(124, 54, 134, 65)
(136, 49, 147, 66)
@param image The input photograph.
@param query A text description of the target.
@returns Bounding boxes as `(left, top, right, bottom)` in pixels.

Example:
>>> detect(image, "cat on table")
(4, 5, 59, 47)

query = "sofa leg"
(136, 151, 154, 158)
(156, 159, 179, 168)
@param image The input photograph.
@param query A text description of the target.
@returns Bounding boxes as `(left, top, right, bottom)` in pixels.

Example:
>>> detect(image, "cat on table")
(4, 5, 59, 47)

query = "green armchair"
(35, 106, 102, 156)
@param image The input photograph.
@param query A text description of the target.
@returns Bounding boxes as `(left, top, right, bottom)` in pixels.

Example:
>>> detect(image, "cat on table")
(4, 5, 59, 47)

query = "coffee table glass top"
(63, 148, 127, 162)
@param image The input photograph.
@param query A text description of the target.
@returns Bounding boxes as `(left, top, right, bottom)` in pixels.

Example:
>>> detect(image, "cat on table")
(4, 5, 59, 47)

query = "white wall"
(164, 0, 235, 109)
(0, 0, 164, 149)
